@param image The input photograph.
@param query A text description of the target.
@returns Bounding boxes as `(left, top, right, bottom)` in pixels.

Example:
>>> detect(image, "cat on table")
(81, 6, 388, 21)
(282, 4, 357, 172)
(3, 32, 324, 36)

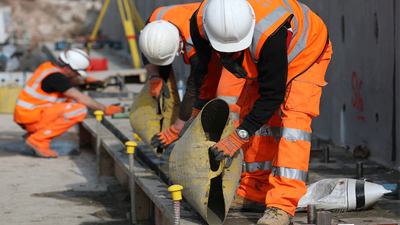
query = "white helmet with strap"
(139, 20, 181, 66)
(59, 48, 90, 76)
(203, 0, 255, 52)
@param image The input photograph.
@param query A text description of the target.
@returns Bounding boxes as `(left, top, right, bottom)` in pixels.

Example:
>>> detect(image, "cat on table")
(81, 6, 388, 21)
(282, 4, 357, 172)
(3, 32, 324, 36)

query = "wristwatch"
(236, 128, 250, 140)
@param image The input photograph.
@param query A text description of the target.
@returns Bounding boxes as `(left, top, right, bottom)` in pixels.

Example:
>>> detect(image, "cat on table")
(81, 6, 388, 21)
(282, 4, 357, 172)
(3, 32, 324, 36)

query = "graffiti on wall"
(351, 71, 365, 121)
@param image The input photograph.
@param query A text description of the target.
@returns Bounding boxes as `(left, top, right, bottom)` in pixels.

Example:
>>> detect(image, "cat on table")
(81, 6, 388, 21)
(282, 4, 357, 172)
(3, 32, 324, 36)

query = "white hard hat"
(59, 48, 90, 76)
(139, 20, 180, 66)
(203, 0, 255, 52)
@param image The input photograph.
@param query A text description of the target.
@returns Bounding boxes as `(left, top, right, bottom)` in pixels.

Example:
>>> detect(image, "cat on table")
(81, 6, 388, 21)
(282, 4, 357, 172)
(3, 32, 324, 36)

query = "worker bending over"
(140, 3, 246, 149)
(14, 48, 123, 158)
(187, 0, 332, 223)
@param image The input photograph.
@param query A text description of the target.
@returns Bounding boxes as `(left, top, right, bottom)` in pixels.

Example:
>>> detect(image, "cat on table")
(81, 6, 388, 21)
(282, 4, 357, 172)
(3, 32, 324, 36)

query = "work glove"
(149, 75, 170, 101)
(83, 77, 106, 90)
(150, 125, 180, 149)
(104, 105, 123, 115)
(210, 130, 248, 168)
(178, 107, 201, 138)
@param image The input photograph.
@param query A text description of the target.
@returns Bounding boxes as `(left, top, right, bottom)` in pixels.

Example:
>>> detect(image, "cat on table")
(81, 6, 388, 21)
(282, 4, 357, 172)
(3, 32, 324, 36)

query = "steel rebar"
(129, 152, 136, 224)
(307, 204, 316, 224)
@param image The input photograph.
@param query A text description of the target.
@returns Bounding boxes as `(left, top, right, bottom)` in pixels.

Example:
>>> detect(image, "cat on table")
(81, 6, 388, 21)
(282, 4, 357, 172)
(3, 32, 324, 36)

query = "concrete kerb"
(80, 117, 206, 225)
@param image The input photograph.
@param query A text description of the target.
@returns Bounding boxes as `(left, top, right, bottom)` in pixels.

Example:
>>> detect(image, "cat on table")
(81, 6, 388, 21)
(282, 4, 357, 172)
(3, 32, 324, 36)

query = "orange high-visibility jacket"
(195, 0, 329, 84)
(149, 3, 200, 64)
(14, 62, 70, 124)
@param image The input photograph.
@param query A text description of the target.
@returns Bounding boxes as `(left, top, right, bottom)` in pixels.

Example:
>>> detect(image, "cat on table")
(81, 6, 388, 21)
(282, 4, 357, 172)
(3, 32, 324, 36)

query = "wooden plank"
(100, 145, 114, 176)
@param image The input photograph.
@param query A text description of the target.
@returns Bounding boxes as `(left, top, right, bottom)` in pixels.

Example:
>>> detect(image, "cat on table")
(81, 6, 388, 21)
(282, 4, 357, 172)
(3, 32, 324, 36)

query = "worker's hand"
(84, 77, 106, 90)
(104, 105, 123, 115)
(149, 75, 170, 100)
(210, 130, 248, 168)
(178, 108, 201, 138)
(150, 125, 180, 149)
(86, 77, 104, 84)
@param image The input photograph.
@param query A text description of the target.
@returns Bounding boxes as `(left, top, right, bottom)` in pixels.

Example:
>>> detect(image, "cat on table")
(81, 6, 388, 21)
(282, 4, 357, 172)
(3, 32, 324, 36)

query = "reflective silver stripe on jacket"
(63, 107, 87, 118)
(66, 102, 72, 109)
(254, 125, 281, 137)
(250, 5, 291, 61)
(22, 68, 68, 103)
(281, 127, 311, 142)
(282, 0, 310, 63)
(231, 112, 240, 122)
(31, 68, 59, 90)
(272, 166, 307, 182)
(216, 95, 239, 105)
(254, 126, 311, 142)
(24, 86, 68, 103)
(155, 5, 177, 20)
(249, 1, 311, 63)
(16, 99, 52, 109)
(245, 161, 273, 173)
(186, 37, 193, 56)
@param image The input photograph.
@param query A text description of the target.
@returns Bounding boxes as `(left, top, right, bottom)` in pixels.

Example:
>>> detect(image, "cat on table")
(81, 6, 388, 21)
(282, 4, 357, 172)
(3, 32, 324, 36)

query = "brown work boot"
(26, 139, 58, 158)
(257, 207, 293, 225)
(230, 194, 265, 211)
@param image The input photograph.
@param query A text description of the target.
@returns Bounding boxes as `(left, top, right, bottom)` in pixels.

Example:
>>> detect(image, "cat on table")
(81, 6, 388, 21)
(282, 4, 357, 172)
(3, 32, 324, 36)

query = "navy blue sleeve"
(41, 72, 73, 93)
(238, 26, 288, 136)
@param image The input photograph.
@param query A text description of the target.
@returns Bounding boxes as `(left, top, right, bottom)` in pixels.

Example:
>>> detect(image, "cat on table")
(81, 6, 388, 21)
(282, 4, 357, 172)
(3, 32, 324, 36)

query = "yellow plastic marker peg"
(94, 110, 104, 121)
(134, 133, 142, 142)
(126, 141, 137, 154)
(168, 185, 184, 201)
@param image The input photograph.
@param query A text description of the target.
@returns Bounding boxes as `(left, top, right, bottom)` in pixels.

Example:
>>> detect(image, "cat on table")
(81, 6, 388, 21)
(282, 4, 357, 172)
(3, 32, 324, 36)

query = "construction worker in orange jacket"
(139, 3, 245, 149)
(187, 0, 333, 223)
(14, 48, 123, 158)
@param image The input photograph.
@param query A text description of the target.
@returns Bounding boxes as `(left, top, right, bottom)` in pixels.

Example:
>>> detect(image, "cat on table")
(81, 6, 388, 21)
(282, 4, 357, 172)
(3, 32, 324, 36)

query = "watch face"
(237, 129, 249, 140)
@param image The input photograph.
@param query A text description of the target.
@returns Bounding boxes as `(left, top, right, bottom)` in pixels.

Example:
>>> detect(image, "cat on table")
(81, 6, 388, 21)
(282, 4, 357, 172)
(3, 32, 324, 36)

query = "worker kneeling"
(14, 48, 123, 158)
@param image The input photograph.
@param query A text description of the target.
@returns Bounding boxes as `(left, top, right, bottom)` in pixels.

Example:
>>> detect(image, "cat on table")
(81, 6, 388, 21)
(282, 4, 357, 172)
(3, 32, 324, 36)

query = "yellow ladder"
(87, 0, 144, 69)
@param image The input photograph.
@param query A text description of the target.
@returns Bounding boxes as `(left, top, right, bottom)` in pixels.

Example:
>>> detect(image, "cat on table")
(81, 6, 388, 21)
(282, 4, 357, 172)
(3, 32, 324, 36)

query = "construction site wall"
(300, 0, 399, 170)
(99, 0, 400, 170)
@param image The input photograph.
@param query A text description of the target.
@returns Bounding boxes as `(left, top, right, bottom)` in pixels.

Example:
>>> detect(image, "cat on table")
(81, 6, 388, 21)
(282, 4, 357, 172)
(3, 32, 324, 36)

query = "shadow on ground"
(33, 190, 130, 225)
(0, 132, 81, 156)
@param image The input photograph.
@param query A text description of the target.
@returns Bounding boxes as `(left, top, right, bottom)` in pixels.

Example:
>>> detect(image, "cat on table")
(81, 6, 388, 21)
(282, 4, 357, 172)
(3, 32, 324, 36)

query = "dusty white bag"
(296, 178, 391, 212)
